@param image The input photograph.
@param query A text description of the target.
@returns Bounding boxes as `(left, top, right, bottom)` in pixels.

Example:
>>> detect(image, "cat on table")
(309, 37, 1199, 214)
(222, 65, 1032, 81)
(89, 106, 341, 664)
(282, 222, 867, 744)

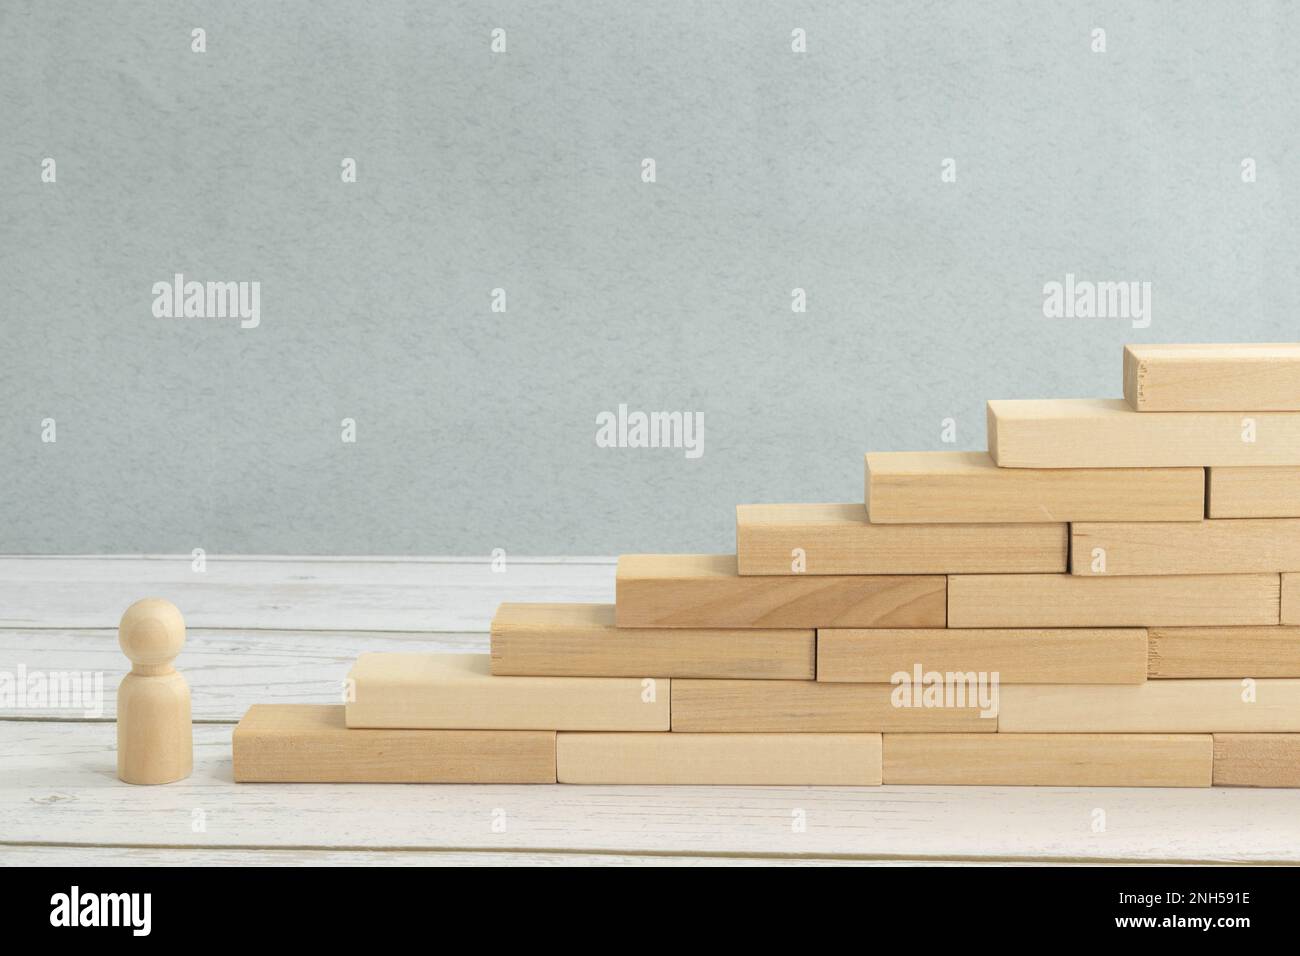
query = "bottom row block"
(554, 733, 1219, 786)
(1212, 733, 1300, 787)
(234, 705, 1299, 788)
(557, 732, 882, 785)
(232, 705, 558, 783)
(882, 734, 1211, 787)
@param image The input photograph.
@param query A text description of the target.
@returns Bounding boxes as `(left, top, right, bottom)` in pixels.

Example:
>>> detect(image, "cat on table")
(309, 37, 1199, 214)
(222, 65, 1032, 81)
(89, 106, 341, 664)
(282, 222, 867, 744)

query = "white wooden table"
(3, 555, 1298, 866)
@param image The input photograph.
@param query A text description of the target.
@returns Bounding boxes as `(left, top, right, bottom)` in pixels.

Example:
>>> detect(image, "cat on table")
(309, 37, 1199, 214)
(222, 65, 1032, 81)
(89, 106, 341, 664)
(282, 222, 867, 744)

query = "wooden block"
(866, 451, 1204, 523)
(556, 732, 882, 785)
(998, 679, 1300, 732)
(948, 573, 1280, 627)
(1284, 574, 1300, 624)
(670, 679, 997, 733)
(735, 503, 1066, 575)
(490, 602, 813, 679)
(232, 705, 556, 783)
(1072, 519, 1300, 576)
(1210, 466, 1300, 518)
(1149, 627, 1300, 678)
(1212, 734, 1300, 787)
(1124, 343, 1300, 412)
(346, 653, 669, 730)
(988, 398, 1300, 468)
(614, 554, 945, 628)
(818, 628, 1147, 684)
(883, 734, 1212, 787)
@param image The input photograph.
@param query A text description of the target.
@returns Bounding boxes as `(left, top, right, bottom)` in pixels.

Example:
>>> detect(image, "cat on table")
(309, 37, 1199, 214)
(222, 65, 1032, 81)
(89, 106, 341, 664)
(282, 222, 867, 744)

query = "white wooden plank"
(3, 721, 1298, 863)
(0, 629, 485, 721)
(0, 555, 613, 565)
(0, 555, 615, 631)
(0, 845, 965, 867)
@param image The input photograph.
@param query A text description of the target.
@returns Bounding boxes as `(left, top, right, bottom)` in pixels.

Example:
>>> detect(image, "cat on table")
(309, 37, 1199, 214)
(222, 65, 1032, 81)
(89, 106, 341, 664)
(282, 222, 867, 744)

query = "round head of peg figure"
(118, 598, 186, 668)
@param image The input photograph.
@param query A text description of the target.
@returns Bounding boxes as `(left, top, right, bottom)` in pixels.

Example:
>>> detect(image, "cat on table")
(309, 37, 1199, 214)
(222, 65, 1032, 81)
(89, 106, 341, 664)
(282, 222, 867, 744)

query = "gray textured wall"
(3, 2, 1297, 555)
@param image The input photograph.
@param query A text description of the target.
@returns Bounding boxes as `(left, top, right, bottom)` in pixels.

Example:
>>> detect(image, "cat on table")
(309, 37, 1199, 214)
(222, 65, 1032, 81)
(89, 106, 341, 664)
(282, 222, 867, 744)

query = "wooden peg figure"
(117, 598, 193, 785)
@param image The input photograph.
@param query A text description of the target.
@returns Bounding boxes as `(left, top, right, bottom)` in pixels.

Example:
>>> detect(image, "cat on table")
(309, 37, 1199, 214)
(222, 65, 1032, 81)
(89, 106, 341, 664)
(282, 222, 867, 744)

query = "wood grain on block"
(817, 628, 1147, 684)
(1208, 467, 1300, 517)
(490, 602, 813, 679)
(865, 451, 1204, 523)
(1284, 574, 1300, 625)
(987, 398, 1300, 468)
(1212, 734, 1300, 787)
(232, 705, 556, 783)
(346, 653, 668, 730)
(556, 732, 883, 785)
(614, 553, 945, 628)
(1124, 343, 1300, 412)
(883, 733, 1212, 787)
(735, 503, 1066, 575)
(998, 680, 1300, 732)
(670, 679, 996, 733)
(1072, 519, 1300, 576)
(947, 574, 1280, 628)
(1149, 627, 1300, 678)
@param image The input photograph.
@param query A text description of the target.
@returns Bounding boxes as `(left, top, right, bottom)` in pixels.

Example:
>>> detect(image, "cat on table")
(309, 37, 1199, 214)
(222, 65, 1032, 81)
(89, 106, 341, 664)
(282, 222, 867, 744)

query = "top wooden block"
(1124, 343, 1300, 411)
(988, 398, 1300, 468)
(735, 503, 1067, 575)
(866, 450, 1204, 523)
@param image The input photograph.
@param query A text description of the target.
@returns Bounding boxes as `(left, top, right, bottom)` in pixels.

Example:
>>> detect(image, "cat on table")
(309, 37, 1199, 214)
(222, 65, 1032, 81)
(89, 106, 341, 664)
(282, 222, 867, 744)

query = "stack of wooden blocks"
(233, 344, 1300, 788)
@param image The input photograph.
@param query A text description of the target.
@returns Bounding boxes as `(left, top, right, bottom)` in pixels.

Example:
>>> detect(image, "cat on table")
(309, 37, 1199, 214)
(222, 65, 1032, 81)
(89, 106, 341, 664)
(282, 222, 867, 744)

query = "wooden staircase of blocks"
(233, 343, 1300, 788)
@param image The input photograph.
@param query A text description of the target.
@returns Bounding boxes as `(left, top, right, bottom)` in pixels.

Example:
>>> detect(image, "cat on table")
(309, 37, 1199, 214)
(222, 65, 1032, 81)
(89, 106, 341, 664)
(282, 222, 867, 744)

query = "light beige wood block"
(735, 503, 1066, 575)
(1284, 574, 1300, 624)
(988, 398, 1300, 468)
(818, 628, 1147, 684)
(346, 653, 669, 730)
(1212, 734, 1300, 787)
(615, 554, 945, 628)
(232, 705, 556, 783)
(1124, 343, 1300, 412)
(490, 602, 813, 679)
(998, 679, 1300, 732)
(1149, 626, 1300, 678)
(884, 734, 1212, 786)
(556, 732, 883, 785)
(670, 679, 997, 733)
(1208, 467, 1300, 518)
(866, 451, 1204, 523)
(948, 573, 1280, 628)
(1072, 519, 1300, 576)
